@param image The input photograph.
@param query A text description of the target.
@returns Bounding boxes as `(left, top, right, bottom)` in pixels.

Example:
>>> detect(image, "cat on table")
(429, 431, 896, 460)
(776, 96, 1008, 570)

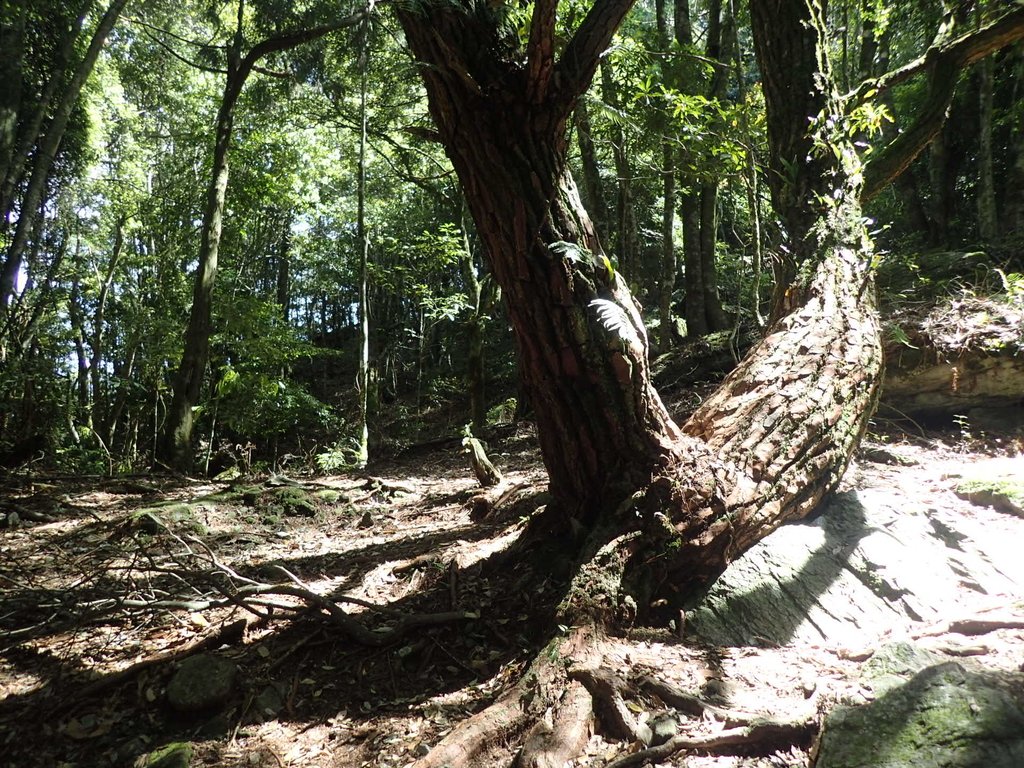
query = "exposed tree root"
(413, 626, 604, 768)
(638, 675, 766, 726)
(569, 667, 646, 742)
(604, 719, 817, 768)
(516, 681, 593, 768)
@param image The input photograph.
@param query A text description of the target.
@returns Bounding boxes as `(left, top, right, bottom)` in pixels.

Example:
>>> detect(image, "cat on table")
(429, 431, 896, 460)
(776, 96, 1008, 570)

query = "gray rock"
(255, 682, 286, 718)
(816, 662, 1024, 768)
(166, 654, 237, 714)
(860, 640, 942, 695)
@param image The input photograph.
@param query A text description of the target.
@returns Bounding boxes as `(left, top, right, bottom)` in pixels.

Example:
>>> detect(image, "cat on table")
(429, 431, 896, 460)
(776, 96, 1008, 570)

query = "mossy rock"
(817, 662, 1024, 768)
(166, 654, 237, 714)
(131, 504, 206, 535)
(956, 479, 1024, 517)
(144, 742, 193, 768)
(860, 640, 941, 695)
(265, 486, 319, 517)
(314, 489, 343, 504)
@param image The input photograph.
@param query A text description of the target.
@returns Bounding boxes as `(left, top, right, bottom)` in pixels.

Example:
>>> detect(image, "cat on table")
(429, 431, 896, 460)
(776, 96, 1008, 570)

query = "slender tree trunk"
(698, 0, 732, 331)
(573, 99, 607, 240)
(91, 215, 125, 436)
(977, 56, 997, 241)
(0, 3, 27, 203)
(158, 46, 243, 471)
(927, 127, 952, 246)
(158, 3, 367, 471)
(69, 279, 91, 415)
(355, 15, 371, 469)
(0, 0, 92, 226)
(460, 225, 491, 433)
(0, 0, 128, 309)
(658, 141, 677, 351)
(680, 192, 706, 336)
(599, 60, 639, 283)
(1008, 44, 1024, 234)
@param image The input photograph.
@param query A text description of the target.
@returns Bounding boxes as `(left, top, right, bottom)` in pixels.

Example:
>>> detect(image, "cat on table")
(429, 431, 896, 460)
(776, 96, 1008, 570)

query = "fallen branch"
(604, 718, 817, 768)
(638, 675, 762, 727)
(915, 615, 1024, 638)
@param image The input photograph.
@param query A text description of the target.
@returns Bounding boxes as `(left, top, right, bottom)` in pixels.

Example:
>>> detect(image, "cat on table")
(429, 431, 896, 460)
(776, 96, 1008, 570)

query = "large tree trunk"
(398, 0, 879, 604)
(397, 0, 881, 764)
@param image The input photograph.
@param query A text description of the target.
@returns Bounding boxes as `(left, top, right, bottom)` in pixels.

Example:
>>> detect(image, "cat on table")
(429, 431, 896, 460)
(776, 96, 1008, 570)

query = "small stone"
(801, 677, 817, 697)
(648, 713, 678, 747)
(166, 654, 237, 714)
(255, 683, 286, 717)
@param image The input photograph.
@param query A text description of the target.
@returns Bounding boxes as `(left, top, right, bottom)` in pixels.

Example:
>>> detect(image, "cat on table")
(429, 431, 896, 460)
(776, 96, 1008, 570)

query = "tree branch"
(860, 2, 1024, 201)
(526, 0, 558, 104)
(555, 0, 639, 110)
(241, 4, 374, 75)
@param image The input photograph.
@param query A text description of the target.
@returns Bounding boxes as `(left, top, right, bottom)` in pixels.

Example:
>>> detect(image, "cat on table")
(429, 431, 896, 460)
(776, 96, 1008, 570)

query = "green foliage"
(315, 438, 364, 472)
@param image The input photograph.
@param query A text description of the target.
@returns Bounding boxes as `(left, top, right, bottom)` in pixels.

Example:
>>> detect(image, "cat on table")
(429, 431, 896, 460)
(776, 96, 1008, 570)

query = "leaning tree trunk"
(398, 0, 881, 764)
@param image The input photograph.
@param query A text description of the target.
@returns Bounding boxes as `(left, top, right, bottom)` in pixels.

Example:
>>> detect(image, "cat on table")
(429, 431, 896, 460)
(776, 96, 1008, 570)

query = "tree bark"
(976, 55, 997, 241)
(398, 0, 880, 587)
(158, 31, 243, 471)
(573, 99, 608, 241)
(399, 1, 881, 761)
(658, 141, 677, 351)
(1008, 44, 1024, 235)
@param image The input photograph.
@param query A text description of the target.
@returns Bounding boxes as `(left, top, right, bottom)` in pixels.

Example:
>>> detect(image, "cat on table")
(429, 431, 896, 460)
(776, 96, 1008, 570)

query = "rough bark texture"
(400, 1, 678, 520)
(398, 0, 882, 761)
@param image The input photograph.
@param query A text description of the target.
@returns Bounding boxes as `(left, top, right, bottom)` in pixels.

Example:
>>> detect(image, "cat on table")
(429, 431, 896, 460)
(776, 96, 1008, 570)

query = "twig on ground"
(604, 719, 817, 768)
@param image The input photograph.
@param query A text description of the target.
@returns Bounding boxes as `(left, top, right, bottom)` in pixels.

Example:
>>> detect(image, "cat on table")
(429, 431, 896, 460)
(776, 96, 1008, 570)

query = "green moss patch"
(956, 479, 1024, 517)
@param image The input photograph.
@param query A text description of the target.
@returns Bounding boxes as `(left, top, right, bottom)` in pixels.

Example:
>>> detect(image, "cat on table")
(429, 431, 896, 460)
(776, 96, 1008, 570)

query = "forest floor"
(1, 416, 1023, 767)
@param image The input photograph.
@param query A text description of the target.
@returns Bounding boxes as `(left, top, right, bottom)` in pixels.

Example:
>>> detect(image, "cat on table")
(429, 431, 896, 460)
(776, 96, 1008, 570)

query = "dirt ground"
(1, 424, 1022, 768)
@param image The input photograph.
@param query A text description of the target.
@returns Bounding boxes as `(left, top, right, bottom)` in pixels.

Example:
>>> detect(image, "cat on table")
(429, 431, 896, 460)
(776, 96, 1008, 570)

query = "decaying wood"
(466, 436, 503, 487)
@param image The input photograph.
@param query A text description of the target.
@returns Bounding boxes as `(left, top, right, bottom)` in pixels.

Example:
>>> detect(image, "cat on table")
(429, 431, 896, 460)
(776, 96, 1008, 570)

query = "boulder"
(816, 658, 1024, 768)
